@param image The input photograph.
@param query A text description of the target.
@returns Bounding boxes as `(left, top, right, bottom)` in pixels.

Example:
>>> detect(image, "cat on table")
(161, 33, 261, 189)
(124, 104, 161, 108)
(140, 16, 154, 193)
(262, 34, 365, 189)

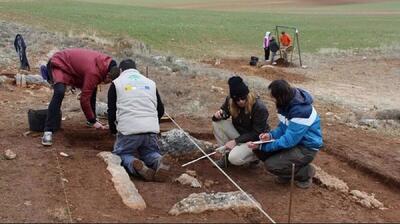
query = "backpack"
(249, 56, 258, 66)
(28, 109, 61, 132)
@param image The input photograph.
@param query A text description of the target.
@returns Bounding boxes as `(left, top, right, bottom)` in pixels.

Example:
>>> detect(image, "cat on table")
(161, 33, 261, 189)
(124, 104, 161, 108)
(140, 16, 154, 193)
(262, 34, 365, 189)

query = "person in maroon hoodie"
(40, 48, 119, 146)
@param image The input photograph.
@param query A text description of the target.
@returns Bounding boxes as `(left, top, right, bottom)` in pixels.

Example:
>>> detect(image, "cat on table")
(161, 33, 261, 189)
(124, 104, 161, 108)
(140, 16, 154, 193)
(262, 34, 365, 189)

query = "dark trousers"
(18, 50, 30, 71)
(264, 47, 270, 60)
(263, 146, 317, 181)
(44, 83, 65, 132)
(44, 83, 97, 132)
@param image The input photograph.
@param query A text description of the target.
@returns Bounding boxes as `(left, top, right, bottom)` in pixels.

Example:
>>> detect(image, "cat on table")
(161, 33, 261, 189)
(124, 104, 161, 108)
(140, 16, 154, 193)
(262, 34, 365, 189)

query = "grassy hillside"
(0, 0, 399, 58)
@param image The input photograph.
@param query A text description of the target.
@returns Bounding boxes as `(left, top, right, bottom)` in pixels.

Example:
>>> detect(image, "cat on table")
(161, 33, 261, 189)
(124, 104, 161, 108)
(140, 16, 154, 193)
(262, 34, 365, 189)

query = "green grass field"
(0, 0, 399, 58)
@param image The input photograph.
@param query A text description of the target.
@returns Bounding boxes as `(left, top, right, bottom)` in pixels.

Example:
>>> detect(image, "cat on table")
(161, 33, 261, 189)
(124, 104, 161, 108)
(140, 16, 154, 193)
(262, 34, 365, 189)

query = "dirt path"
(205, 56, 400, 111)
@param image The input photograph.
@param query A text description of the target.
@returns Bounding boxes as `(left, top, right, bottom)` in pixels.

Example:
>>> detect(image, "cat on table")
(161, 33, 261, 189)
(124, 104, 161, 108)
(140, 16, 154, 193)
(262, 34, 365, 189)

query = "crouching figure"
(248, 79, 323, 189)
(108, 59, 170, 182)
(212, 76, 270, 168)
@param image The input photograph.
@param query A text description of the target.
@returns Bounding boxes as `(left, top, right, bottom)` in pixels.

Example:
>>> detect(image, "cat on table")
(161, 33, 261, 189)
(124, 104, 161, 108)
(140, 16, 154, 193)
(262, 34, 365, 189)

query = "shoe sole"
(295, 179, 312, 189)
(154, 168, 171, 182)
(41, 141, 52, 146)
(294, 164, 316, 189)
(132, 160, 155, 181)
(154, 155, 172, 182)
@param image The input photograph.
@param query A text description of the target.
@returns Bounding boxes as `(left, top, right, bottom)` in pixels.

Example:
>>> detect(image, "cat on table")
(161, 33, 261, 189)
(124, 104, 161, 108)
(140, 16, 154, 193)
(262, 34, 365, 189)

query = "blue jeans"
(112, 133, 161, 176)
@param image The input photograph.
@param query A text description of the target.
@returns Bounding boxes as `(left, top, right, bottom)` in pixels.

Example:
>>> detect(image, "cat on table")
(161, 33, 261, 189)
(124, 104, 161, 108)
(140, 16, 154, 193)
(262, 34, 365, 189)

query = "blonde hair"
(229, 92, 256, 118)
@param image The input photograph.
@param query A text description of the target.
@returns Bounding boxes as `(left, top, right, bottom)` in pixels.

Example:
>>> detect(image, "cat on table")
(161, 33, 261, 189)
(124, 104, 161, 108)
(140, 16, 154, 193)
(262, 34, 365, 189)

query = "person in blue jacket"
(248, 79, 323, 188)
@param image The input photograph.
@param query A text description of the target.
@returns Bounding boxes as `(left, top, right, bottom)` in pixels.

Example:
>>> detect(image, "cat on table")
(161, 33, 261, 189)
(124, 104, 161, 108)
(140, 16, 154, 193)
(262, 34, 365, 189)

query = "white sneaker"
(42, 131, 53, 146)
(272, 62, 277, 65)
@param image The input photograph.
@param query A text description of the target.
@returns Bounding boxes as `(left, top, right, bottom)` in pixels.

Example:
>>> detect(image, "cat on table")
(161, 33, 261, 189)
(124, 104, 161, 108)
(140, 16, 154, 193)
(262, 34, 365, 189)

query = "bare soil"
(1, 69, 400, 223)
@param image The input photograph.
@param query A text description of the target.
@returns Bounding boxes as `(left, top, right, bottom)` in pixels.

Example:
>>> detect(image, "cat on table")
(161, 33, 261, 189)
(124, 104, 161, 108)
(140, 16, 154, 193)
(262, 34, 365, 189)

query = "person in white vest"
(107, 59, 170, 182)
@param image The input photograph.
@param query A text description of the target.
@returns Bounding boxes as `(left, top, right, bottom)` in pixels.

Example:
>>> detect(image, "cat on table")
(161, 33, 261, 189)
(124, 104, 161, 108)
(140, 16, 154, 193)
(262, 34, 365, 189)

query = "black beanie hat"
(228, 76, 249, 99)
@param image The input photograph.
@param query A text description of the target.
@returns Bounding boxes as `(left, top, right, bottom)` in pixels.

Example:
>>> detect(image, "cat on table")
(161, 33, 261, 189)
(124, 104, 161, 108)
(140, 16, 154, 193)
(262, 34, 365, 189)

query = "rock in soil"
(169, 191, 260, 216)
(158, 129, 210, 159)
(204, 179, 216, 188)
(185, 170, 197, 177)
(4, 149, 17, 160)
(175, 173, 202, 188)
(314, 165, 349, 193)
(97, 152, 146, 210)
(350, 190, 385, 209)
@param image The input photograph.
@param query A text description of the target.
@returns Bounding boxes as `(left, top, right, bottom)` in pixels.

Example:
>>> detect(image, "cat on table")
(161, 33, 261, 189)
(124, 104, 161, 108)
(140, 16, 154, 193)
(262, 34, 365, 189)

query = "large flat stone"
(97, 152, 146, 210)
(169, 191, 260, 216)
(158, 129, 214, 159)
(314, 165, 349, 193)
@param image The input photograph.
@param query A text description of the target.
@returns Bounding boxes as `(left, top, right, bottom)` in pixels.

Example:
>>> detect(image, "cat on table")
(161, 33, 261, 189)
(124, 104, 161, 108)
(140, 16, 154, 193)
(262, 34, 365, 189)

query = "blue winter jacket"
(260, 88, 323, 152)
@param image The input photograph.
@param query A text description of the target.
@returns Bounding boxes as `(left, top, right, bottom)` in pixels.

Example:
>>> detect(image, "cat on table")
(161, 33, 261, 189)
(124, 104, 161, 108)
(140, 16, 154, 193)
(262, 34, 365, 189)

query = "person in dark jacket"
(108, 59, 170, 182)
(41, 48, 120, 146)
(269, 36, 280, 65)
(248, 79, 323, 189)
(14, 34, 30, 71)
(212, 76, 269, 167)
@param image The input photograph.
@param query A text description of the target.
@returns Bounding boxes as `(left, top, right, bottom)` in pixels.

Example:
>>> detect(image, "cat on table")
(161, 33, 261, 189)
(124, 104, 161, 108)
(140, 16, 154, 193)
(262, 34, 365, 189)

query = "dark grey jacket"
(269, 39, 280, 53)
(213, 96, 270, 143)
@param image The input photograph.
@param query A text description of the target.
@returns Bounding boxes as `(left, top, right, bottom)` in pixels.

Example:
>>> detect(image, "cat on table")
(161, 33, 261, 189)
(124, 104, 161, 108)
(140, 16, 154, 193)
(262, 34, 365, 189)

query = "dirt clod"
(4, 149, 16, 160)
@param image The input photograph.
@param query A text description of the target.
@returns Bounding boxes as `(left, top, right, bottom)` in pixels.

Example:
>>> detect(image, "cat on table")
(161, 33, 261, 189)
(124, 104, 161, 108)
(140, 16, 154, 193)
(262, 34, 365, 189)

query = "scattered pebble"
(24, 201, 32, 206)
(4, 149, 17, 160)
(325, 112, 334, 116)
(204, 179, 216, 188)
(175, 173, 202, 188)
(185, 170, 197, 177)
(59, 152, 69, 157)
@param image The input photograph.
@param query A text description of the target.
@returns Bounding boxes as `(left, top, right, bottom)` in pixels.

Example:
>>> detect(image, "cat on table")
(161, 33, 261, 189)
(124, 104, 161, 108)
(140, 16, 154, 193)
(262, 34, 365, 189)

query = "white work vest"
(113, 69, 159, 135)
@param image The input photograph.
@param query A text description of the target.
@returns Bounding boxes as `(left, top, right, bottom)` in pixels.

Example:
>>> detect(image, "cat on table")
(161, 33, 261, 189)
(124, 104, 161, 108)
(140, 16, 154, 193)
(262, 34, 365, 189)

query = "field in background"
(0, 0, 399, 58)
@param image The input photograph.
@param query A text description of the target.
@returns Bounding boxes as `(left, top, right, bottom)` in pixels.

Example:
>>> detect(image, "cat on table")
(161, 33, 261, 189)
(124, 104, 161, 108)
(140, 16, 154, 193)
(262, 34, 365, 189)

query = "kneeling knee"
(228, 153, 246, 166)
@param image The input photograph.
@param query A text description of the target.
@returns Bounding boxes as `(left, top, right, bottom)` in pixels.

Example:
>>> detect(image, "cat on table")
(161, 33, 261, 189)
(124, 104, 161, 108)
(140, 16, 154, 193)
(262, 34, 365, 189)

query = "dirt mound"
(203, 58, 310, 83)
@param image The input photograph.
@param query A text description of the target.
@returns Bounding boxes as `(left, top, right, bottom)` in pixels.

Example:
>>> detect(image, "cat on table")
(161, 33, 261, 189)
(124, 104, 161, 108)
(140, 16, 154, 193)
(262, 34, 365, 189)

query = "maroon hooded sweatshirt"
(50, 48, 112, 121)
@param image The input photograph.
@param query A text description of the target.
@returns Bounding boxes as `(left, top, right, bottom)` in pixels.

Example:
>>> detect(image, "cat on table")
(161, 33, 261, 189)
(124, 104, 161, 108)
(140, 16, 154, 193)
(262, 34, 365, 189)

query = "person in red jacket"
(40, 48, 119, 146)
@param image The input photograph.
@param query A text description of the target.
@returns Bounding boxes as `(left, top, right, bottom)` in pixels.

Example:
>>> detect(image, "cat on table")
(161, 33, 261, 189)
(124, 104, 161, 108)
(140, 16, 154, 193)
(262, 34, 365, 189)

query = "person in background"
(263, 32, 272, 62)
(248, 79, 323, 189)
(108, 59, 170, 182)
(269, 36, 280, 65)
(212, 76, 269, 168)
(40, 48, 120, 146)
(279, 31, 293, 61)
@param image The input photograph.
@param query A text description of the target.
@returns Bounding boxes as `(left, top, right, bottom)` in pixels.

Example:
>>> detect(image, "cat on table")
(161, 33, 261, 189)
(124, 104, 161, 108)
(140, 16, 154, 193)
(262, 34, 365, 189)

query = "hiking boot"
(248, 160, 262, 169)
(275, 176, 290, 185)
(41, 131, 53, 146)
(295, 164, 316, 189)
(295, 178, 313, 189)
(154, 154, 172, 182)
(132, 159, 155, 181)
